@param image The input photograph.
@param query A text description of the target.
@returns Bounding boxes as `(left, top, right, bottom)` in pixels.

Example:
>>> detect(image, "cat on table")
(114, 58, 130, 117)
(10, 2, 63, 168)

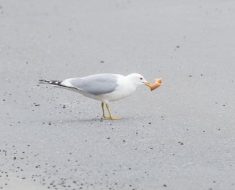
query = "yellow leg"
(101, 102, 106, 118)
(105, 103, 121, 120)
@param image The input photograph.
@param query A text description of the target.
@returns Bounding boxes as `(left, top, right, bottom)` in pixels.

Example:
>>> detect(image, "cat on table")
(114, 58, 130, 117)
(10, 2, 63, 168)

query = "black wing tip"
(39, 79, 49, 84)
(38, 79, 62, 85)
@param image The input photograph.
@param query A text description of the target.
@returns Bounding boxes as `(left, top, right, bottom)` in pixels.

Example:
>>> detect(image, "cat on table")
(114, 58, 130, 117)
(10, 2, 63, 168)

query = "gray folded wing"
(63, 74, 119, 95)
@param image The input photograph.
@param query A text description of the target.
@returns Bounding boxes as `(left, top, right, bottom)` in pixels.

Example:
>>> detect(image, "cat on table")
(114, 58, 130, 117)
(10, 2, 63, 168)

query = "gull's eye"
(140, 77, 143, 80)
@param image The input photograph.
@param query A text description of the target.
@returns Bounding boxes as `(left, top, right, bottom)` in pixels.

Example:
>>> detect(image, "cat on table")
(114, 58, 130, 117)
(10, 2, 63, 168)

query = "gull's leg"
(101, 102, 106, 118)
(101, 102, 111, 119)
(105, 103, 121, 120)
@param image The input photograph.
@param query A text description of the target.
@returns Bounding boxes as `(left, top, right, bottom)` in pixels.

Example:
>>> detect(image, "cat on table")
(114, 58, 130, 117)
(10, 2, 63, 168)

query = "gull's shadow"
(40, 116, 132, 125)
(28, 114, 139, 127)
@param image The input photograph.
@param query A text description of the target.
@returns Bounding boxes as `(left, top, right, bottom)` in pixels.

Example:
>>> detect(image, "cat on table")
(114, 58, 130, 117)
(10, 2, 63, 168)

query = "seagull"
(39, 73, 152, 120)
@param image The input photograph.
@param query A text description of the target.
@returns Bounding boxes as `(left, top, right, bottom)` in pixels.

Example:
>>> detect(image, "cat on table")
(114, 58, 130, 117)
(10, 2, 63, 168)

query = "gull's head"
(126, 73, 149, 86)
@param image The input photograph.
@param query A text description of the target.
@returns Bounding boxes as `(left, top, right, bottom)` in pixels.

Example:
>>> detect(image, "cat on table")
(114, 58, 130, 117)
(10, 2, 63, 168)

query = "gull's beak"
(144, 81, 152, 89)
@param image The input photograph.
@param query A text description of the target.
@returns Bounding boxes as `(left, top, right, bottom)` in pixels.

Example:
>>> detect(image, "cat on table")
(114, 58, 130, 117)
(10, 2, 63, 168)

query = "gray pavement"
(0, 0, 235, 189)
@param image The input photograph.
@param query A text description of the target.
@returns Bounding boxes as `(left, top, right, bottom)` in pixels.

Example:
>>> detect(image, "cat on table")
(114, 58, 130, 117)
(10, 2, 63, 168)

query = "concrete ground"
(0, 0, 235, 189)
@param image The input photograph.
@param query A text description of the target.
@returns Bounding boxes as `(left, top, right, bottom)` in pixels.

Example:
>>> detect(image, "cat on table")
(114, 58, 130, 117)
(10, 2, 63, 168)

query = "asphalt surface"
(0, 0, 235, 190)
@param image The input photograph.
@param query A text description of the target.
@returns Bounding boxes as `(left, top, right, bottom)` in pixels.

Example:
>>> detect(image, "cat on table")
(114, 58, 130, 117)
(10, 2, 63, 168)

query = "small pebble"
(33, 103, 40, 106)
(178, 141, 184, 145)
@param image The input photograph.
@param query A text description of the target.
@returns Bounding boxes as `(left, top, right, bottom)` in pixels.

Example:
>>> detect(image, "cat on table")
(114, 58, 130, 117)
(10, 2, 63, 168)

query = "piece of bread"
(149, 79, 162, 91)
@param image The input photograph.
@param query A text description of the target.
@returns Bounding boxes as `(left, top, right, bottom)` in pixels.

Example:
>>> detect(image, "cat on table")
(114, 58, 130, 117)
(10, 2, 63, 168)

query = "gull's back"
(62, 73, 121, 96)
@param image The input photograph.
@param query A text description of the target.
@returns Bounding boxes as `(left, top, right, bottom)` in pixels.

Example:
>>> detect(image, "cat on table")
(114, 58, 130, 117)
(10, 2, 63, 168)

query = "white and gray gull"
(39, 73, 152, 120)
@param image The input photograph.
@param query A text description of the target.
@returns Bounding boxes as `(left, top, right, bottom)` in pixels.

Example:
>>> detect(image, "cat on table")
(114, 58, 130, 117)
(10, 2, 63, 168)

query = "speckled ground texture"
(1, 0, 235, 190)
